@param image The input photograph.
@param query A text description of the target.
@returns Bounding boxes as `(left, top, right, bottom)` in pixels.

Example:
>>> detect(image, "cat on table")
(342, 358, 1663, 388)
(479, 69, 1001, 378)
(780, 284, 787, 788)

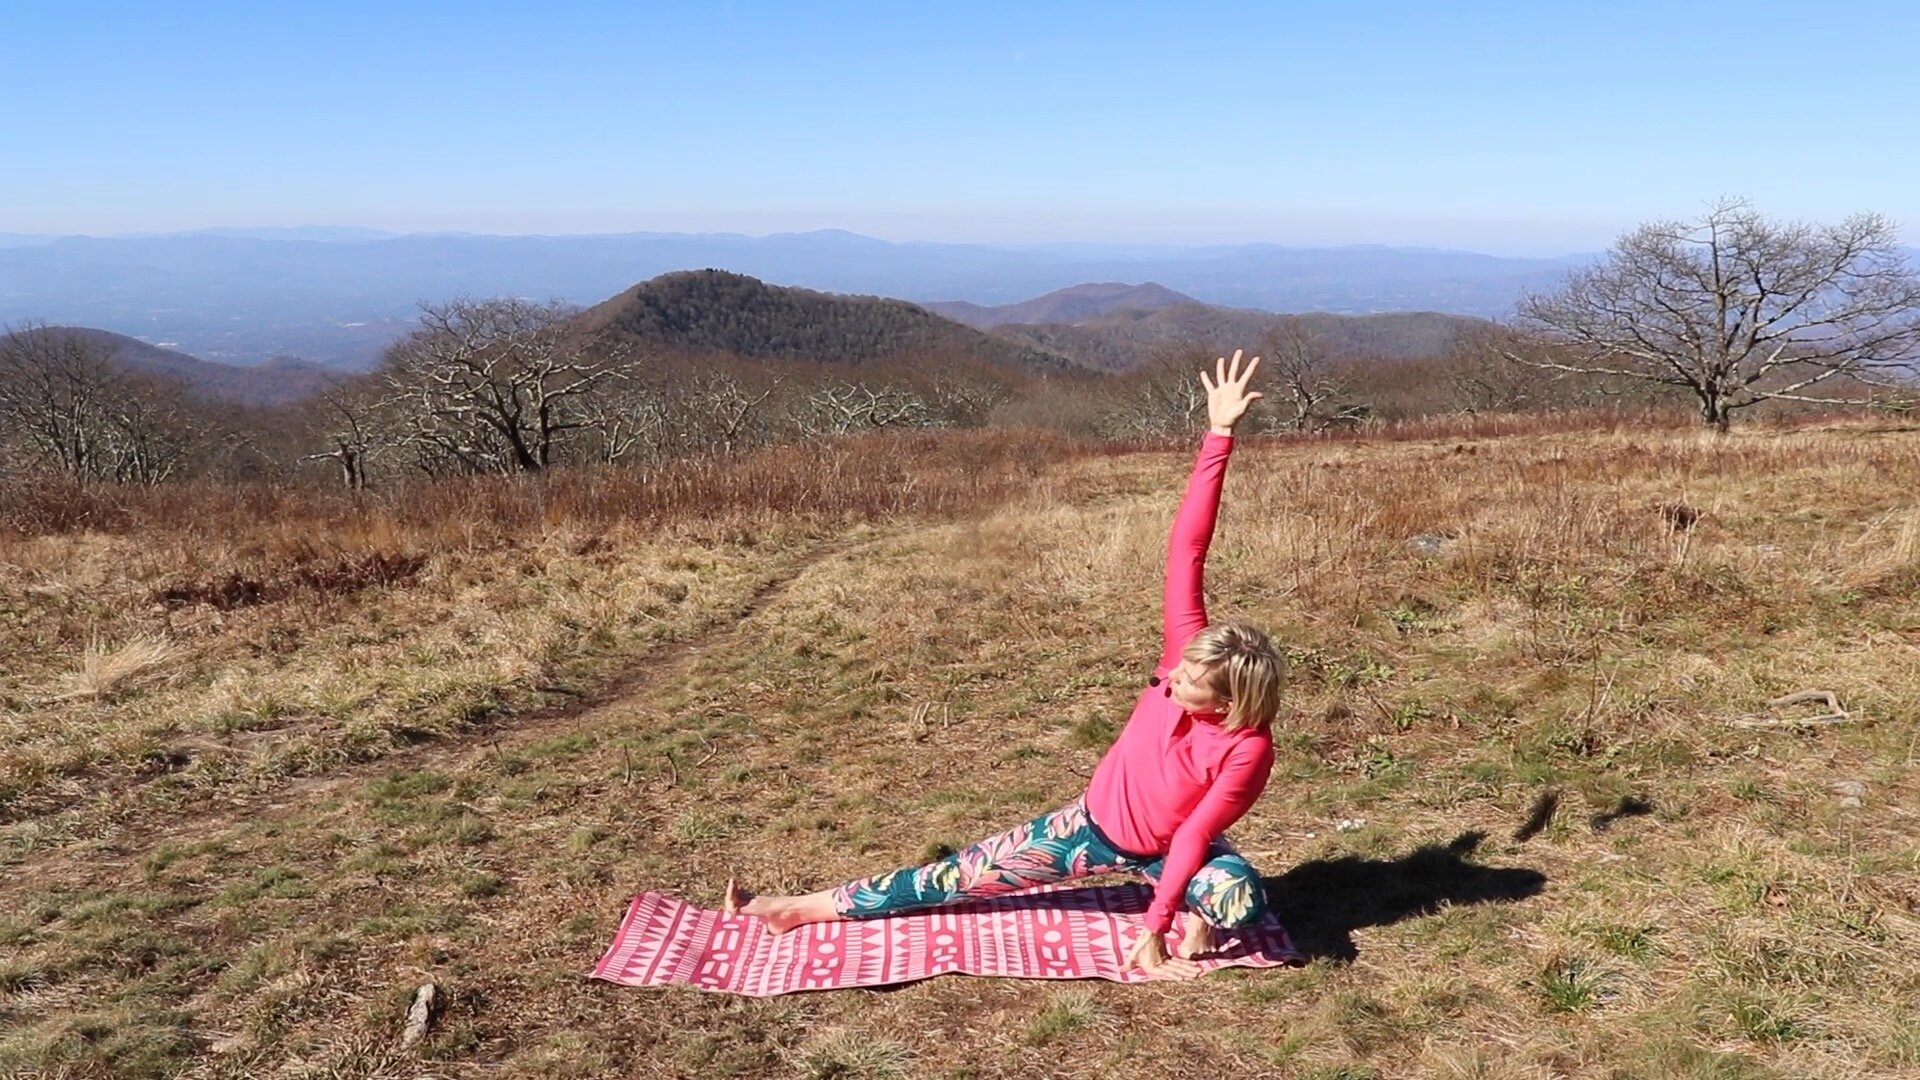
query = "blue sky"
(2, 0, 1915, 254)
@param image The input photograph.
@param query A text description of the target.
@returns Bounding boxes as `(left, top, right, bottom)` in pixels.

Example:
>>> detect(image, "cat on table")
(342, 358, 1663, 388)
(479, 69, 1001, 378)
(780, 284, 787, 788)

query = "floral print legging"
(829, 798, 1267, 929)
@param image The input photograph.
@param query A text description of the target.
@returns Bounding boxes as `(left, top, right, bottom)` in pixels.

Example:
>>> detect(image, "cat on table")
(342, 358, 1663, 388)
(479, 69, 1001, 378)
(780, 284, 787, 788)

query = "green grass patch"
(0, 959, 47, 993)
(364, 769, 454, 805)
(1591, 922, 1660, 962)
(1025, 988, 1108, 1045)
(670, 811, 737, 844)
(526, 731, 597, 758)
(462, 871, 507, 897)
(217, 865, 315, 905)
(1535, 956, 1614, 1013)
(1726, 994, 1817, 1044)
(0, 1006, 198, 1080)
(792, 1027, 912, 1078)
(1069, 714, 1118, 748)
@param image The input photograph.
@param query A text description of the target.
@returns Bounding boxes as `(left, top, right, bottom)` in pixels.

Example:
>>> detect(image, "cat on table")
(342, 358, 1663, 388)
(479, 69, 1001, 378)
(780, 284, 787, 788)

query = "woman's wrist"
(1208, 424, 1234, 438)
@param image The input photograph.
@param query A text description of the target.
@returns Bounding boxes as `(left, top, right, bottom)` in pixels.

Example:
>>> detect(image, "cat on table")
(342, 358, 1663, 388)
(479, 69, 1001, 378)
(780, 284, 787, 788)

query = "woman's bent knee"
(1188, 864, 1266, 928)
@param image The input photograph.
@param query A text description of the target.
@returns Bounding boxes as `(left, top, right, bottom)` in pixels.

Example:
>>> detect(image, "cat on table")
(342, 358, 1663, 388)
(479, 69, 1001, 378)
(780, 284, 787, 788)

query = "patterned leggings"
(829, 799, 1267, 929)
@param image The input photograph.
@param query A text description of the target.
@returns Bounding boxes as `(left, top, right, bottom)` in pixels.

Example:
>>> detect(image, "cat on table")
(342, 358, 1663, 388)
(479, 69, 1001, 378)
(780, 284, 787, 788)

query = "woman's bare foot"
(1174, 918, 1218, 960)
(721, 880, 839, 935)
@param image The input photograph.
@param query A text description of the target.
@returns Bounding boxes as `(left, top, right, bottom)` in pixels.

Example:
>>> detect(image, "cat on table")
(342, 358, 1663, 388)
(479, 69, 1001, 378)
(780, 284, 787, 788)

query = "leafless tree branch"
(1514, 197, 1920, 431)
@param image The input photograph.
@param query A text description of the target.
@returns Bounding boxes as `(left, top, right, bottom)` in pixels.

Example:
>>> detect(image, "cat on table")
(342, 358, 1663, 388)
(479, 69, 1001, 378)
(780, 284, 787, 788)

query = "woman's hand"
(1125, 929, 1203, 980)
(1203, 349, 1262, 436)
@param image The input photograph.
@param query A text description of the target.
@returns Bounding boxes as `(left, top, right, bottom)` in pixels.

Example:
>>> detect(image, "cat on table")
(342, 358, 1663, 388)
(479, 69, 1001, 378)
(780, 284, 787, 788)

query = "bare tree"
(301, 377, 388, 488)
(707, 372, 777, 456)
(0, 323, 125, 480)
(102, 375, 199, 485)
(583, 369, 673, 465)
(577, 362, 785, 464)
(1100, 354, 1211, 437)
(379, 298, 625, 473)
(1262, 323, 1352, 431)
(925, 371, 1012, 427)
(795, 379, 933, 435)
(0, 324, 209, 484)
(1514, 198, 1920, 431)
(1440, 324, 1552, 414)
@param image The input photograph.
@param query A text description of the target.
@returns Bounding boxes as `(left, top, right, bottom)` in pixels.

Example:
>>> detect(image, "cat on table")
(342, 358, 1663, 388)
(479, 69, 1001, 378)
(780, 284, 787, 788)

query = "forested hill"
(579, 270, 1080, 374)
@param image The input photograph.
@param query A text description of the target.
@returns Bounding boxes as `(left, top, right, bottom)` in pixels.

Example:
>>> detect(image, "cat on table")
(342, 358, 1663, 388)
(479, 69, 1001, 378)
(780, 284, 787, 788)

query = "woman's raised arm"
(1157, 351, 1261, 674)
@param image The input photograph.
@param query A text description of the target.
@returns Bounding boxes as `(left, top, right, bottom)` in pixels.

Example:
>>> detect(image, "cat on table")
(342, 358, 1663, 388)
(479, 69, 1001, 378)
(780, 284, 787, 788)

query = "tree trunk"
(1699, 391, 1732, 434)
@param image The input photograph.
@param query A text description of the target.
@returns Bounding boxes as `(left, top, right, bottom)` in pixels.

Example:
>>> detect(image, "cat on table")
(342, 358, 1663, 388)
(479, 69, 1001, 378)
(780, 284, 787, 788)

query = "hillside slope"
(922, 282, 1195, 330)
(579, 270, 1079, 374)
(0, 326, 335, 406)
(996, 303, 1486, 371)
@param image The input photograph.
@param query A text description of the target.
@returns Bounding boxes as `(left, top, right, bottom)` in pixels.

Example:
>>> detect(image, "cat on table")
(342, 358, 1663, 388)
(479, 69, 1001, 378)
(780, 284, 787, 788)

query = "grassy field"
(2, 418, 1917, 1078)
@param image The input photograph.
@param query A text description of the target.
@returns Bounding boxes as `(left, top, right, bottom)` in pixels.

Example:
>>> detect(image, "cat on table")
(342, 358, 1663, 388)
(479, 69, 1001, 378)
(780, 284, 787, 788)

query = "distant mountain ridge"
(990, 301, 1482, 372)
(579, 270, 1078, 374)
(0, 229, 1587, 366)
(923, 282, 1196, 330)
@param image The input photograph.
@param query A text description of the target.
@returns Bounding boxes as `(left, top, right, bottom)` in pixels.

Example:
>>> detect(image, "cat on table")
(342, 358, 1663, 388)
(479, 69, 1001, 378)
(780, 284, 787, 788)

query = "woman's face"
(1168, 658, 1228, 715)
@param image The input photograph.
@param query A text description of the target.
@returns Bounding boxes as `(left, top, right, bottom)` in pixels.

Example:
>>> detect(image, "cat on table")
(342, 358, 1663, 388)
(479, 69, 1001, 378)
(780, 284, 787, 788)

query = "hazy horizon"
(1, 222, 1613, 258)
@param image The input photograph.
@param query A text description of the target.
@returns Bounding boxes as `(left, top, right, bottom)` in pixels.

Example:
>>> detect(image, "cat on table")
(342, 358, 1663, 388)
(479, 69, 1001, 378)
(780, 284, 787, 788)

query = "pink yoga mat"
(591, 883, 1305, 995)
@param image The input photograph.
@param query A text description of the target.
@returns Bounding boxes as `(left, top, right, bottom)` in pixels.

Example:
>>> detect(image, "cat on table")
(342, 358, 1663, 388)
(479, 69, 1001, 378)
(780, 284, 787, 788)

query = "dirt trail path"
(296, 528, 878, 790)
(0, 530, 879, 902)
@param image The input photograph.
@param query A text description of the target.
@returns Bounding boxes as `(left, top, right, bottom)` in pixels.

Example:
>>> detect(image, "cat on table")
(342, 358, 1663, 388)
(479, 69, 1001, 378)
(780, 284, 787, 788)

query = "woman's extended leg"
(1138, 839, 1267, 958)
(727, 800, 1132, 934)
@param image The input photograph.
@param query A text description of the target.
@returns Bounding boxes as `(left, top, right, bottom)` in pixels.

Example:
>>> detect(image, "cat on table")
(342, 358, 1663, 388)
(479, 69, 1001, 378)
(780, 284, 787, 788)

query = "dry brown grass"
(49, 634, 183, 703)
(2, 418, 1918, 1078)
(0, 426, 1074, 542)
(0, 429, 1082, 851)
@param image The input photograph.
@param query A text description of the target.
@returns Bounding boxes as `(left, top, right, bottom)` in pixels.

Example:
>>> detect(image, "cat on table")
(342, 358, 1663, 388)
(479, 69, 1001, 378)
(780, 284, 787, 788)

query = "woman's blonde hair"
(1182, 621, 1287, 732)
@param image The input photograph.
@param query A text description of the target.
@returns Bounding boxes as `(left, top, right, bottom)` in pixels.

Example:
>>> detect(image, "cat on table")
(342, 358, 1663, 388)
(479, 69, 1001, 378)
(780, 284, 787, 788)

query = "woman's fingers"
(1211, 350, 1258, 386)
(1205, 349, 1263, 398)
(1123, 930, 1205, 980)
(1149, 954, 1203, 980)
(1126, 931, 1161, 970)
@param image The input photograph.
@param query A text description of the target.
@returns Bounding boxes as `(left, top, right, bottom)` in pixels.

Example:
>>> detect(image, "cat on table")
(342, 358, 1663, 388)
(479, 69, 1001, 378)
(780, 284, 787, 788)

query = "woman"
(727, 350, 1285, 979)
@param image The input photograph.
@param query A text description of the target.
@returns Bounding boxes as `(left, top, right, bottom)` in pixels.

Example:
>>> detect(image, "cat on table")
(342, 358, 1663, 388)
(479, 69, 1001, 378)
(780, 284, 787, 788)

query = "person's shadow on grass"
(1261, 830, 1546, 963)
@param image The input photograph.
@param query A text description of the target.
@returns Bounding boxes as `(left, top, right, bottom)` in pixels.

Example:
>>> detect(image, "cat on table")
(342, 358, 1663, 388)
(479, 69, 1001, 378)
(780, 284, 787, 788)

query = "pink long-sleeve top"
(1083, 430, 1275, 935)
